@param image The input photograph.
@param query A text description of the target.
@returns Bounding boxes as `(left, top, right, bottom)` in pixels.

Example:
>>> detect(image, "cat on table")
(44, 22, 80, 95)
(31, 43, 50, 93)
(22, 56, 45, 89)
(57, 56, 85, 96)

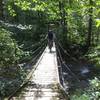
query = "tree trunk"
(59, 1, 63, 25)
(59, 1, 67, 39)
(86, 0, 93, 48)
(96, 28, 100, 44)
(0, 0, 3, 19)
(62, 8, 67, 35)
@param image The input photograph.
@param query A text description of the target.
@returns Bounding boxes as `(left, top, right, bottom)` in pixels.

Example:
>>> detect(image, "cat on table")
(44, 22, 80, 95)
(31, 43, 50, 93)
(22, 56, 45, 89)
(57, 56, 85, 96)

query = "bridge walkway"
(11, 46, 67, 100)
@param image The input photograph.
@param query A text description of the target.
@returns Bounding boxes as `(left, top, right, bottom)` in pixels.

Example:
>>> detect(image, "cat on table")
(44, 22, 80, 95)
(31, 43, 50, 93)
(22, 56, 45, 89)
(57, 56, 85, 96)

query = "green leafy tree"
(0, 28, 23, 68)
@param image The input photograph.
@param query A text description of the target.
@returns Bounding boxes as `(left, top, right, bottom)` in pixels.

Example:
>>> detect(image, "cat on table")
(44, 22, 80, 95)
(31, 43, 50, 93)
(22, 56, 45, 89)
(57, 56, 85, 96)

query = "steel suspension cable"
(55, 36, 78, 62)
(20, 39, 47, 63)
(23, 41, 42, 51)
(30, 39, 47, 57)
(22, 35, 47, 51)
(8, 42, 47, 100)
(26, 41, 47, 67)
(55, 37, 81, 82)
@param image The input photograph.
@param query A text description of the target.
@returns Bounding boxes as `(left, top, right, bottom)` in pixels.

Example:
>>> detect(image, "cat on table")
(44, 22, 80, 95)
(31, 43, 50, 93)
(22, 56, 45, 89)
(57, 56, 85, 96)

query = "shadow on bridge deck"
(10, 46, 68, 100)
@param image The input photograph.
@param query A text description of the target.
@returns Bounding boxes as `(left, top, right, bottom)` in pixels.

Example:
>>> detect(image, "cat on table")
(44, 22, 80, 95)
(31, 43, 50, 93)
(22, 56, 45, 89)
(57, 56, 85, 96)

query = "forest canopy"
(0, 0, 100, 99)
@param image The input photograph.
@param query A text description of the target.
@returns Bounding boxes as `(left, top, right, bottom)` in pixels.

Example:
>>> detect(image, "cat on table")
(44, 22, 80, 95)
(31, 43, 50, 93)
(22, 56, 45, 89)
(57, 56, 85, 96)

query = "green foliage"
(70, 77, 100, 100)
(14, 0, 31, 11)
(0, 28, 23, 67)
(0, 27, 26, 96)
(7, 5, 16, 16)
(1, 0, 100, 98)
(0, 67, 26, 96)
(96, 19, 100, 28)
(70, 94, 89, 100)
(86, 45, 100, 69)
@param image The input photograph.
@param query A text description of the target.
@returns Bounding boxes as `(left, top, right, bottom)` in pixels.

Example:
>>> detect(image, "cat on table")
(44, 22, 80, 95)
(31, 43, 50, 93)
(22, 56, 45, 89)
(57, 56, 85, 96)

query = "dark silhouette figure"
(48, 30, 53, 52)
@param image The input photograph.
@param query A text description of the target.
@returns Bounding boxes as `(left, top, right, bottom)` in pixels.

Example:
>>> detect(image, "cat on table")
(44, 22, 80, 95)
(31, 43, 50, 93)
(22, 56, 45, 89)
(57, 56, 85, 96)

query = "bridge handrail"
(55, 36, 81, 98)
(23, 36, 47, 51)
(54, 35, 80, 61)
(26, 40, 47, 66)
(55, 41, 70, 97)
(6, 45, 46, 100)
(19, 37, 47, 63)
(5, 40, 47, 100)
(55, 37, 81, 81)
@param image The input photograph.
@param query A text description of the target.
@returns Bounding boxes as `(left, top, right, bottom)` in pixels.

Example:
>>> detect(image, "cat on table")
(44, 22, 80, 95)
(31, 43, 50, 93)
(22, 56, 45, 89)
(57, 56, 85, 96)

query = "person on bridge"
(47, 30, 54, 52)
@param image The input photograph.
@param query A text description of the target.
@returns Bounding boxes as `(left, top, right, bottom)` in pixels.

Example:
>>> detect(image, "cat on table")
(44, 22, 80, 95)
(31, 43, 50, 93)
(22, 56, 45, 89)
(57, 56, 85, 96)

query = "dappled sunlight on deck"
(12, 46, 63, 100)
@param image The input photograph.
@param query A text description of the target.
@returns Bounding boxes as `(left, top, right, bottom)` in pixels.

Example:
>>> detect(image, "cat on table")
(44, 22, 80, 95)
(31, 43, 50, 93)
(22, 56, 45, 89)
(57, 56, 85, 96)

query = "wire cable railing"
(55, 37, 79, 63)
(55, 40, 70, 98)
(22, 35, 47, 51)
(7, 38, 47, 100)
(55, 36, 81, 91)
(26, 40, 47, 67)
(22, 41, 42, 51)
(19, 36, 47, 63)
(56, 41, 80, 82)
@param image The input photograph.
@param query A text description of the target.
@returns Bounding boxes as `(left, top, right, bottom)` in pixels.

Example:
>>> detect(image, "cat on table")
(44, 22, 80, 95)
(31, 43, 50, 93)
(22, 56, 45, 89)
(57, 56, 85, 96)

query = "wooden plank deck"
(11, 45, 62, 100)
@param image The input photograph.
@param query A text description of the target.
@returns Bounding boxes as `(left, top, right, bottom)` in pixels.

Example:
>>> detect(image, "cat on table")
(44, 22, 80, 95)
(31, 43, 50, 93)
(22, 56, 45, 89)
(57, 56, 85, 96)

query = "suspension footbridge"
(3, 35, 90, 100)
(7, 44, 69, 100)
